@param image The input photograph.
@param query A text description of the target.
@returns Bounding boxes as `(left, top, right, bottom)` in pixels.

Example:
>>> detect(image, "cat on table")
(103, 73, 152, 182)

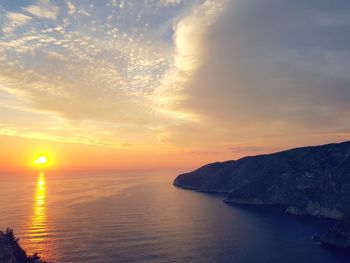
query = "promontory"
(174, 141, 350, 249)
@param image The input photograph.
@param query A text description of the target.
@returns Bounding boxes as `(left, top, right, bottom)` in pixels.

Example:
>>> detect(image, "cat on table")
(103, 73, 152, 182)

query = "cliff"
(174, 141, 350, 249)
(174, 141, 350, 219)
(0, 229, 48, 263)
(315, 214, 350, 249)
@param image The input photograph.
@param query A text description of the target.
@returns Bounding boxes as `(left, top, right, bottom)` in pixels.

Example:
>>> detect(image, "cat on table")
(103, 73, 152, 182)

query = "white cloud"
(152, 0, 226, 119)
(3, 12, 32, 33)
(159, 0, 184, 6)
(66, 0, 76, 15)
(23, 0, 59, 20)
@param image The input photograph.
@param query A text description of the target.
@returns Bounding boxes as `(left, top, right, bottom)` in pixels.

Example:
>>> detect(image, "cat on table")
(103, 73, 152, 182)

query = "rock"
(315, 214, 350, 249)
(0, 229, 49, 263)
(174, 141, 350, 219)
(174, 141, 350, 249)
(0, 235, 17, 263)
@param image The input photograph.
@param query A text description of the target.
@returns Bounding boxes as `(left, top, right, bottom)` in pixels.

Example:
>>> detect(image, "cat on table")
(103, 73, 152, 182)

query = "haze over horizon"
(0, 0, 349, 171)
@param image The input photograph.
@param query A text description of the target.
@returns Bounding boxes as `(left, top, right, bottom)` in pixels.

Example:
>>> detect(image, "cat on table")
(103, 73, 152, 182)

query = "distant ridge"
(174, 141, 350, 249)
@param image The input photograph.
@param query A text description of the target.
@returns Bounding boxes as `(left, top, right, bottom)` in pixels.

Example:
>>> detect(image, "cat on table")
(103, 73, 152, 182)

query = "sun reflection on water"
(32, 172, 46, 238)
(25, 172, 54, 259)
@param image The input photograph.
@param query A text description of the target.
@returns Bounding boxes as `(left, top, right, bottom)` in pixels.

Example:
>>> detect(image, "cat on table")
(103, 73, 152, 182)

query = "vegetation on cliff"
(0, 229, 49, 263)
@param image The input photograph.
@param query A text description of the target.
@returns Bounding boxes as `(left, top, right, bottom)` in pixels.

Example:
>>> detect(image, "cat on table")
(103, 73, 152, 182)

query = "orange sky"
(1, 133, 349, 173)
(0, 134, 233, 172)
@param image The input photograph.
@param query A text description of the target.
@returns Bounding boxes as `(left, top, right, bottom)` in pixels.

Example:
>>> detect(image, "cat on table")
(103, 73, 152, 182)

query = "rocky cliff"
(0, 229, 48, 263)
(174, 141, 350, 249)
(315, 214, 350, 249)
(174, 141, 350, 219)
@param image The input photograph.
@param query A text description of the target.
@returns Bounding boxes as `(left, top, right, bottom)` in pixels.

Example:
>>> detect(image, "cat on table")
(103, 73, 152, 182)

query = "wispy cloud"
(159, 0, 184, 6)
(23, 0, 59, 20)
(228, 146, 265, 154)
(0, 0, 203, 149)
(3, 12, 32, 33)
(66, 0, 76, 15)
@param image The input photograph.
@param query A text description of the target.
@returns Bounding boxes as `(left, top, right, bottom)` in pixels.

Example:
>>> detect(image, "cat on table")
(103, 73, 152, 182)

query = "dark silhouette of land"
(174, 141, 350, 249)
(0, 229, 49, 263)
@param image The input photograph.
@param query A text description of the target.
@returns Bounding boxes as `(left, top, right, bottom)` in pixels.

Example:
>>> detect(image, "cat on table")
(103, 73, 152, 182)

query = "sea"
(0, 171, 349, 263)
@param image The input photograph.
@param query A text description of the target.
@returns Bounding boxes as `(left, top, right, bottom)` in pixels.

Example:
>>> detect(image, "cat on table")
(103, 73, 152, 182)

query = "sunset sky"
(0, 0, 349, 172)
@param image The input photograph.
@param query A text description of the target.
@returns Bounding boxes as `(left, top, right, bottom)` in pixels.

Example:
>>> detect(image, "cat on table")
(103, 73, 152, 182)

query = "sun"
(30, 150, 55, 170)
(34, 155, 49, 166)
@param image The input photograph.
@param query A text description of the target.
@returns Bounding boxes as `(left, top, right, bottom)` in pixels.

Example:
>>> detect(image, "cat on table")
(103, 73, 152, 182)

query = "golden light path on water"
(31, 172, 46, 239)
(25, 172, 54, 260)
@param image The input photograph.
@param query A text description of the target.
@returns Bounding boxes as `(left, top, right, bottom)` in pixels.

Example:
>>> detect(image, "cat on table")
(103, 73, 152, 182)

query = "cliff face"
(0, 234, 17, 263)
(174, 141, 350, 219)
(315, 215, 350, 249)
(0, 229, 48, 263)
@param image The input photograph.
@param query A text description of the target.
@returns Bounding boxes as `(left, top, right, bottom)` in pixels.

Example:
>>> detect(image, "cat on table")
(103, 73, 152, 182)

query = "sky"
(0, 0, 349, 172)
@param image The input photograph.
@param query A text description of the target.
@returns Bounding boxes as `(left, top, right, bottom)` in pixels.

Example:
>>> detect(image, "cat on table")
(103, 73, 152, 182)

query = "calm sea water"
(0, 171, 349, 263)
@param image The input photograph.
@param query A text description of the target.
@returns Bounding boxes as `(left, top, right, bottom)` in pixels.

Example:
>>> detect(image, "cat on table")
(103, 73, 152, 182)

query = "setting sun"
(34, 156, 48, 166)
(29, 150, 56, 171)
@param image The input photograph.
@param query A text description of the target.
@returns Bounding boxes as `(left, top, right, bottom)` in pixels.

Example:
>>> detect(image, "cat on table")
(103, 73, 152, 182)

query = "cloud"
(3, 12, 32, 33)
(173, 0, 222, 72)
(66, 0, 76, 15)
(169, 0, 350, 146)
(23, 0, 59, 20)
(159, 0, 184, 6)
(153, 0, 225, 118)
(0, 0, 200, 149)
(228, 146, 265, 154)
